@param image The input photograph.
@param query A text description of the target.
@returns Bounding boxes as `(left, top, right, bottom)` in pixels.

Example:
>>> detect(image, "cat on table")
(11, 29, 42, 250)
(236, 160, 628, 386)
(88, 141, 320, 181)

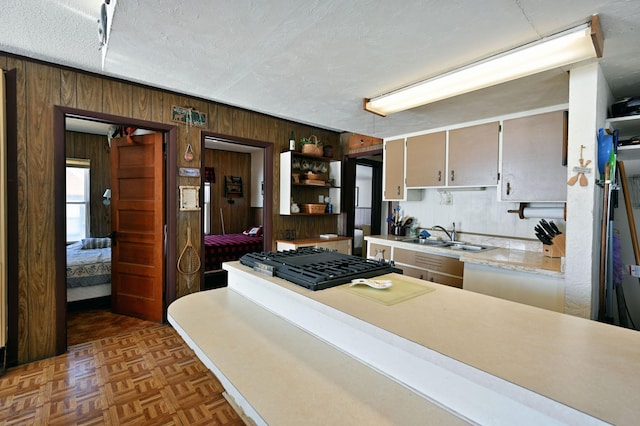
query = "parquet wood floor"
(0, 325, 246, 425)
(67, 308, 157, 347)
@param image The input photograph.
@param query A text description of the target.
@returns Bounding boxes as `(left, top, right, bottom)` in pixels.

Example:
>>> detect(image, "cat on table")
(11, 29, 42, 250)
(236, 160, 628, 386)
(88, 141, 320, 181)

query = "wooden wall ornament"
(179, 185, 200, 211)
(172, 105, 207, 127)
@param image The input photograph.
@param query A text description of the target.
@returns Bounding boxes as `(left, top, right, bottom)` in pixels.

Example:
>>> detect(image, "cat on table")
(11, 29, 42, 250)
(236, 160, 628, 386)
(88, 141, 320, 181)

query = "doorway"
(342, 151, 383, 256)
(199, 132, 273, 288)
(53, 106, 178, 354)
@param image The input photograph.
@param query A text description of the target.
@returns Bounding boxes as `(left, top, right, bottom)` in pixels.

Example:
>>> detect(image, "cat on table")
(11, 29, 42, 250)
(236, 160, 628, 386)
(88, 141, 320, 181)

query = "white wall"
(398, 189, 557, 240)
(356, 164, 373, 208)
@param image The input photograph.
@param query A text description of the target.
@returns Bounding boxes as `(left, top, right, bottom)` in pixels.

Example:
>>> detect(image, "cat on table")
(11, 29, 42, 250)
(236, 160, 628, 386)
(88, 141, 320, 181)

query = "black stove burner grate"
(239, 247, 401, 291)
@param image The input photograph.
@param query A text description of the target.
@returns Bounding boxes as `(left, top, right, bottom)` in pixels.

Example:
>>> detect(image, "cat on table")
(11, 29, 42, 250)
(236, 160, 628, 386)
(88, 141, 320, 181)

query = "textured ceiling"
(2, 1, 640, 137)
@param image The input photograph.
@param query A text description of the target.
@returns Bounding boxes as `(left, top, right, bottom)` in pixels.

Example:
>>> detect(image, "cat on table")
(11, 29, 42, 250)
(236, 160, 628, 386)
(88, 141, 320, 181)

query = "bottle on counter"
(289, 131, 296, 151)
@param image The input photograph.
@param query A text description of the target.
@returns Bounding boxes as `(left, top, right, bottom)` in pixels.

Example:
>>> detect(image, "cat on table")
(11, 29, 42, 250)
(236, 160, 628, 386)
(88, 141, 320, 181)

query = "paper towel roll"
(521, 207, 565, 219)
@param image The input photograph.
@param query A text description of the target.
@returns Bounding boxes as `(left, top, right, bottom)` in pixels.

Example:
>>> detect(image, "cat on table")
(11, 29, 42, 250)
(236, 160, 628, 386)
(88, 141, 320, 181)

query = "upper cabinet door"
(448, 122, 499, 187)
(383, 138, 405, 200)
(501, 111, 568, 202)
(406, 132, 446, 187)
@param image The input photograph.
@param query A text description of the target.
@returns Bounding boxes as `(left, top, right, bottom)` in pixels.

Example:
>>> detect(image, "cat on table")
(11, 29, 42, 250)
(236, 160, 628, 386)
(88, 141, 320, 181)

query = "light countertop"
(365, 235, 562, 277)
(220, 262, 640, 425)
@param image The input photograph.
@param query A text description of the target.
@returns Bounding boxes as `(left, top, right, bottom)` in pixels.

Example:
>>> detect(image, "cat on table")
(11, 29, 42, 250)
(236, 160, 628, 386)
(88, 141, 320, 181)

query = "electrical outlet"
(440, 191, 453, 205)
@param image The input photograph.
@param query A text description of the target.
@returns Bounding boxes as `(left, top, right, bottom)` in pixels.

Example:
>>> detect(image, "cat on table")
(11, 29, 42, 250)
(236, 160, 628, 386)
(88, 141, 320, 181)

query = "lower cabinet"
(366, 243, 463, 289)
(276, 237, 352, 255)
(394, 248, 464, 289)
(463, 263, 564, 312)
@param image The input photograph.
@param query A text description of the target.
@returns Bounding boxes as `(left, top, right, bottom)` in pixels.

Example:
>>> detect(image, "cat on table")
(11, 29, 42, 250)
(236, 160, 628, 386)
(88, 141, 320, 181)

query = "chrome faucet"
(432, 222, 456, 241)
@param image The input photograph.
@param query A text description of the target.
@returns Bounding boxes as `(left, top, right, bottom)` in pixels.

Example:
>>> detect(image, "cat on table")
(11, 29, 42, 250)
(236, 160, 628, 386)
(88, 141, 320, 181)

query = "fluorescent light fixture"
(364, 15, 603, 116)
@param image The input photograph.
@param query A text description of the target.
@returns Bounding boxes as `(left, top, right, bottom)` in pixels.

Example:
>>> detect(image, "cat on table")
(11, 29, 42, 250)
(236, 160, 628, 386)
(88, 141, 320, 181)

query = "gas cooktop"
(239, 247, 402, 291)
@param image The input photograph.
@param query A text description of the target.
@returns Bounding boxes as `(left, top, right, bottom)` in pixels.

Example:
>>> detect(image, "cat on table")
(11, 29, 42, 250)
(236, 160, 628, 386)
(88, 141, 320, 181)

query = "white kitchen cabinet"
(463, 263, 564, 312)
(383, 138, 405, 200)
(406, 132, 446, 187)
(448, 122, 499, 187)
(404, 123, 498, 189)
(500, 110, 568, 202)
(280, 151, 341, 215)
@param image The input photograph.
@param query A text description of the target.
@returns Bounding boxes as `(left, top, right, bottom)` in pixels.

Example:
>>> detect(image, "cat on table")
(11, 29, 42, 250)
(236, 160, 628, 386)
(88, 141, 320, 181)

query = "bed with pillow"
(204, 227, 263, 272)
(66, 237, 112, 302)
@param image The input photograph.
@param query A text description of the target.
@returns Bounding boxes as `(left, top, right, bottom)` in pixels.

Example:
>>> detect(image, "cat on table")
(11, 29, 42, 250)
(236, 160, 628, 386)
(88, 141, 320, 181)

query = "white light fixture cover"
(364, 15, 603, 116)
(103, 188, 111, 205)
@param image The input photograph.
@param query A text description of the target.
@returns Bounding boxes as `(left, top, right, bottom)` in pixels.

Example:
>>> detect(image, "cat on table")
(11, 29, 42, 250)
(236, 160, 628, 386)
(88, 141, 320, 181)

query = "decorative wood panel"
(131, 85, 153, 121)
(76, 73, 102, 111)
(204, 149, 252, 234)
(102, 79, 131, 117)
(59, 69, 76, 107)
(25, 61, 59, 360)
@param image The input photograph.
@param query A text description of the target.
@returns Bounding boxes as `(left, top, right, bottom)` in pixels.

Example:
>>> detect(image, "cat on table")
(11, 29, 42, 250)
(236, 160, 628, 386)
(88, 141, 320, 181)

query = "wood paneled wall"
(1, 52, 342, 363)
(204, 149, 252, 234)
(65, 131, 111, 238)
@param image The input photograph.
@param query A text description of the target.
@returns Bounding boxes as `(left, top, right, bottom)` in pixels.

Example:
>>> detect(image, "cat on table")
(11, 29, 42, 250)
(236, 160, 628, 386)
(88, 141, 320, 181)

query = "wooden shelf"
(607, 115, 640, 160)
(280, 151, 341, 215)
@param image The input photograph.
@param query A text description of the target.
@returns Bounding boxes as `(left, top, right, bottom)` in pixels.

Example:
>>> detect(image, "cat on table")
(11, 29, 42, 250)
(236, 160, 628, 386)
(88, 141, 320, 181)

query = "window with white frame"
(66, 158, 91, 243)
(204, 182, 211, 234)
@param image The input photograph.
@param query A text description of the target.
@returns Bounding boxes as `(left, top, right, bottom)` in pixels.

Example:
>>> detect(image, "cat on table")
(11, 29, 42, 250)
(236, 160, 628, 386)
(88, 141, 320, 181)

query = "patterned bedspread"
(66, 241, 112, 288)
(204, 233, 263, 271)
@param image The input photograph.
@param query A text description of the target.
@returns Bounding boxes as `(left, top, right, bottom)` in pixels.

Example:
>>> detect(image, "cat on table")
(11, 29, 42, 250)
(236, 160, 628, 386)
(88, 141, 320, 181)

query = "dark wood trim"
(53, 106, 177, 355)
(199, 131, 274, 283)
(5, 69, 19, 367)
(340, 149, 384, 247)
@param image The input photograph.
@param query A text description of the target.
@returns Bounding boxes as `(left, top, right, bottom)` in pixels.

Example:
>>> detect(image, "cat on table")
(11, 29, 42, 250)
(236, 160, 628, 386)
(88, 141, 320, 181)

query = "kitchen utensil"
(534, 224, 548, 237)
(350, 278, 393, 289)
(535, 231, 553, 245)
(539, 219, 556, 236)
(549, 221, 562, 235)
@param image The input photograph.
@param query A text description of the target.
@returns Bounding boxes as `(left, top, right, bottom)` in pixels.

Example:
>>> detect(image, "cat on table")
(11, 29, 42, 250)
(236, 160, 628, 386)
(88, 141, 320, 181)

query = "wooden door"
(448, 122, 499, 186)
(383, 138, 405, 200)
(110, 133, 164, 321)
(406, 132, 446, 187)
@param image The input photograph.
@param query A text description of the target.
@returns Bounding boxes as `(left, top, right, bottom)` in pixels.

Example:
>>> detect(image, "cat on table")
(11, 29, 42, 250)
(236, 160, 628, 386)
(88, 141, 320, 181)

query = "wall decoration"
(179, 167, 200, 177)
(172, 105, 207, 127)
(179, 185, 201, 211)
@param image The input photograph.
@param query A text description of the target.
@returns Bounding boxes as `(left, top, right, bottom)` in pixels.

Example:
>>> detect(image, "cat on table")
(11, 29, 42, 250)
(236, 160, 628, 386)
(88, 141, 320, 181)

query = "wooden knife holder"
(543, 234, 566, 258)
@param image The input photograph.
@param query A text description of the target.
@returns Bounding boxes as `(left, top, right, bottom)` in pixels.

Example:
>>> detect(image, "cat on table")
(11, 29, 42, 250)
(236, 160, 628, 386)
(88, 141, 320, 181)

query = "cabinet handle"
(397, 185, 401, 195)
(506, 182, 511, 195)
(420, 274, 424, 280)
(438, 170, 442, 182)
(450, 170, 455, 182)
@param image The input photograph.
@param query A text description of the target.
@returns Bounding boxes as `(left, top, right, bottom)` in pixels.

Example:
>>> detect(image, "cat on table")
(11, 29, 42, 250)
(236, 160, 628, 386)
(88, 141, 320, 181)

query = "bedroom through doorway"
(55, 107, 177, 352)
(200, 133, 273, 289)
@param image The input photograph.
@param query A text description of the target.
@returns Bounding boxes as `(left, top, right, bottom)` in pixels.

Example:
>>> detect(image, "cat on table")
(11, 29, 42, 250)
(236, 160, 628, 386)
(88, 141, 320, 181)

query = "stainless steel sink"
(447, 243, 494, 252)
(401, 238, 495, 252)
(401, 238, 451, 247)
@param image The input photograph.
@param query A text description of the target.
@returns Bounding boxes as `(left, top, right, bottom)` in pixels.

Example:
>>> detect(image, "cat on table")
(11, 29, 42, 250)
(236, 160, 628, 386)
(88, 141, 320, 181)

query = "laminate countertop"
(170, 262, 640, 425)
(365, 235, 562, 277)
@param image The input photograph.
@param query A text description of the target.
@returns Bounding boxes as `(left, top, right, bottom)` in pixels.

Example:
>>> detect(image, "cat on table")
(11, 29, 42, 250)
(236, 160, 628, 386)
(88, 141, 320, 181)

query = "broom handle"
(599, 163, 611, 321)
(219, 208, 225, 235)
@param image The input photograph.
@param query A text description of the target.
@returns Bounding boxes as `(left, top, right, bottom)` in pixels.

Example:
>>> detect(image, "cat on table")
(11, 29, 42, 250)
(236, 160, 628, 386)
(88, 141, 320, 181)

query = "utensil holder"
(543, 234, 566, 258)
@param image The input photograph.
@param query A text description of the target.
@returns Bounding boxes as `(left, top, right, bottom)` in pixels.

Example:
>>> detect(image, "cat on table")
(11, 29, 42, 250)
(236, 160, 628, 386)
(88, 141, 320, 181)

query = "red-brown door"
(110, 133, 164, 322)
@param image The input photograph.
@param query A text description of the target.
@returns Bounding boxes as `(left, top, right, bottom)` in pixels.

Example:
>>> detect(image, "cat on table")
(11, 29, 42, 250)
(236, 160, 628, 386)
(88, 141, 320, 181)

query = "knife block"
(543, 234, 566, 258)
